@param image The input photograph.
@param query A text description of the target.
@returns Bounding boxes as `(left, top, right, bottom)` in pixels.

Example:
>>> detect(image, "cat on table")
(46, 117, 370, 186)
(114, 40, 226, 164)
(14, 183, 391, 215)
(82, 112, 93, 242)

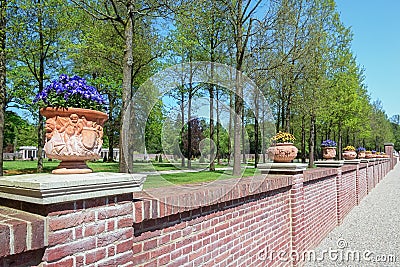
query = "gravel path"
(304, 163, 400, 267)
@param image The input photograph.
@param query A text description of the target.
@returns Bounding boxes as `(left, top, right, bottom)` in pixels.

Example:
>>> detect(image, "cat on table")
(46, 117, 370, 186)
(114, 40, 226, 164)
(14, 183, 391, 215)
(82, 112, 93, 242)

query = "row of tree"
(0, 0, 397, 175)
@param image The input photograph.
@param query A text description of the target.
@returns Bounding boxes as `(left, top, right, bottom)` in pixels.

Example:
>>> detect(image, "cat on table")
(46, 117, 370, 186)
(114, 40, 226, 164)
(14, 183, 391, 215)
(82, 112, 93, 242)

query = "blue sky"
(335, 0, 400, 118)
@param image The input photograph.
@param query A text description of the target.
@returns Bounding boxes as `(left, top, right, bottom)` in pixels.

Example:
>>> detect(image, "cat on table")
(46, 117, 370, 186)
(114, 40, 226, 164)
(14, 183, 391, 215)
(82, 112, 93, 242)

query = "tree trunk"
(187, 88, 192, 169)
(216, 87, 221, 165)
(261, 108, 266, 164)
(0, 0, 6, 176)
(107, 96, 115, 162)
(241, 105, 246, 163)
(233, 69, 243, 175)
(119, 4, 134, 173)
(209, 63, 215, 171)
(254, 112, 259, 167)
(301, 115, 306, 163)
(308, 114, 315, 168)
(180, 90, 185, 167)
(187, 62, 194, 169)
(37, 0, 45, 172)
(228, 89, 233, 165)
(338, 121, 342, 160)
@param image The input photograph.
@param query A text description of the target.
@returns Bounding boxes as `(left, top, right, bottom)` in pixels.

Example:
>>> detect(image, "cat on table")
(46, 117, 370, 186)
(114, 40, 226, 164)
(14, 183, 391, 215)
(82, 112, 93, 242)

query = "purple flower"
(321, 139, 337, 147)
(32, 74, 106, 111)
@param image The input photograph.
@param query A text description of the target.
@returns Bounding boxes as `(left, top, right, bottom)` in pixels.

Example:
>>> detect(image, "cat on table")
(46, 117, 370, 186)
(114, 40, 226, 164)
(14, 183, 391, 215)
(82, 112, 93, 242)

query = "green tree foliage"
(4, 0, 397, 172)
(4, 111, 36, 151)
(179, 118, 205, 159)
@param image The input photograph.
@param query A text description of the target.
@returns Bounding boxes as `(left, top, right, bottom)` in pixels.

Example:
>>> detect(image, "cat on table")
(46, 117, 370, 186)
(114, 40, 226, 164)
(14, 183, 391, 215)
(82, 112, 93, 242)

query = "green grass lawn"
(3, 160, 259, 189)
(144, 167, 261, 188)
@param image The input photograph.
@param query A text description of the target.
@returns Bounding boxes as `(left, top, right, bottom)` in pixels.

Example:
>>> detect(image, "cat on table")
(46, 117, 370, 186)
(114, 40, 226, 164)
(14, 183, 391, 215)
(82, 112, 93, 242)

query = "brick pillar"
(335, 168, 343, 225)
(384, 143, 394, 158)
(289, 174, 304, 266)
(0, 172, 145, 267)
(355, 164, 361, 205)
(385, 143, 394, 170)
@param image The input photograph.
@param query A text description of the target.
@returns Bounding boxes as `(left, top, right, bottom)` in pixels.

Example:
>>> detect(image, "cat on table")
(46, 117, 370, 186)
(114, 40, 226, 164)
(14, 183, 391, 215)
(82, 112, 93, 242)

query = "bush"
(199, 156, 205, 163)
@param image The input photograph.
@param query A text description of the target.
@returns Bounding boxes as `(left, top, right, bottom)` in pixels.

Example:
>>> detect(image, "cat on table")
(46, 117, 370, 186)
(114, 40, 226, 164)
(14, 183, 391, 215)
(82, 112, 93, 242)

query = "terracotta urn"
(322, 147, 336, 160)
(267, 143, 298, 163)
(40, 107, 108, 174)
(342, 150, 357, 160)
(365, 151, 375, 159)
(357, 151, 366, 159)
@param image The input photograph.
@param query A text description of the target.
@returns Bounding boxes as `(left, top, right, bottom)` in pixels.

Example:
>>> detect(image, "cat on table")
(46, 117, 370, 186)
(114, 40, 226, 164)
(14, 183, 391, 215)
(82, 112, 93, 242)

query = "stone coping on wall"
(303, 167, 338, 183)
(257, 162, 308, 174)
(131, 174, 293, 223)
(0, 172, 146, 205)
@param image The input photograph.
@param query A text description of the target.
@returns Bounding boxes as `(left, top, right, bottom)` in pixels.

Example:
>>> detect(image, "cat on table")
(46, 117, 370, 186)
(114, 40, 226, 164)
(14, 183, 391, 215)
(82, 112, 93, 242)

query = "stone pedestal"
(258, 163, 308, 174)
(344, 159, 362, 165)
(314, 160, 344, 168)
(384, 143, 394, 158)
(0, 172, 146, 205)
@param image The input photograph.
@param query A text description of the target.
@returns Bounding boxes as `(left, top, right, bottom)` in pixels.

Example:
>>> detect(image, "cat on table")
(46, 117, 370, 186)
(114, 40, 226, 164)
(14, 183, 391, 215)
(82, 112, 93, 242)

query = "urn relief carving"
(41, 107, 108, 174)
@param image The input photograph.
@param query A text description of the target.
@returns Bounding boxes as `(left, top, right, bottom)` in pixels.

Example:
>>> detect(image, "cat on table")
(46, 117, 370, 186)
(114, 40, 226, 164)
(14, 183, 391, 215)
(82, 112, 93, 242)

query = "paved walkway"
(305, 163, 400, 267)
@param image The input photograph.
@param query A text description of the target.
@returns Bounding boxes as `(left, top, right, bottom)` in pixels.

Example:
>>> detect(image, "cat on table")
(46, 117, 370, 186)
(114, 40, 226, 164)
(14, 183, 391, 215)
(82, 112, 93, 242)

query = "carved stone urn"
(342, 150, 357, 160)
(357, 151, 366, 159)
(40, 107, 108, 174)
(322, 147, 336, 160)
(267, 143, 298, 163)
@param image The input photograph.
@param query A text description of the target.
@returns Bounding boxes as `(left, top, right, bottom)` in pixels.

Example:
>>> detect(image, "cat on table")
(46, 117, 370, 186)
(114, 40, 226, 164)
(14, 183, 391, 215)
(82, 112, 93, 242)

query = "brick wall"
(301, 169, 337, 254)
(367, 162, 375, 193)
(337, 166, 357, 224)
(0, 158, 396, 267)
(356, 164, 368, 204)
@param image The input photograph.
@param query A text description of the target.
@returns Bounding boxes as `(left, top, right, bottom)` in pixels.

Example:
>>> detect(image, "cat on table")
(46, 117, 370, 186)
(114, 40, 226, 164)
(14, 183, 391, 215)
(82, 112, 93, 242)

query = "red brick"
(133, 201, 143, 223)
(43, 256, 74, 267)
(108, 245, 116, 257)
(97, 228, 133, 247)
(97, 203, 133, 220)
(132, 243, 143, 254)
(84, 221, 106, 237)
(48, 229, 74, 246)
(132, 252, 150, 265)
(75, 226, 83, 239)
(76, 254, 84, 266)
(158, 253, 171, 265)
(85, 248, 107, 264)
(31, 219, 45, 249)
(143, 238, 158, 251)
(0, 223, 10, 257)
(117, 238, 133, 253)
(6, 219, 27, 254)
(43, 237, 96, 262)
(107, 220, 115, 231)
(49, 211, 95, 231)
(96, 251, 133, 267)
(150, 243, 175, 258)
(118, 216, 134, 228)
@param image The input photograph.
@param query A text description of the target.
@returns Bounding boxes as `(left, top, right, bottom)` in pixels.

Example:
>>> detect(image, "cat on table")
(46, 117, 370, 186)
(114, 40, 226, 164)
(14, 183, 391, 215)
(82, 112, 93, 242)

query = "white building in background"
(16, 147, 121, 161)
(18, 146, 39, 160)
(100, 148, 120, 161)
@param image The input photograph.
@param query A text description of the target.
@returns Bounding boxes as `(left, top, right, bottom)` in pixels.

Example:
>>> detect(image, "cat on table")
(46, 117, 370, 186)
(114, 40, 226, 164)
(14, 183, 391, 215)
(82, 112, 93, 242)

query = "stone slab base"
(314, 160, 345, 168)
(258, 163, 308, 174)
(0, 172, 146, 205)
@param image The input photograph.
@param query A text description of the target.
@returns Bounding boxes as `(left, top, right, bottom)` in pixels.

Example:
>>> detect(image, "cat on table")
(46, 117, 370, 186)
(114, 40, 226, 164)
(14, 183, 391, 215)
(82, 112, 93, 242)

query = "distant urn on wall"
(342, 145, 357, 160)
(321, 139, 337, 160)
(357, 147, 366, 159)
(267, 131, 298, 163)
